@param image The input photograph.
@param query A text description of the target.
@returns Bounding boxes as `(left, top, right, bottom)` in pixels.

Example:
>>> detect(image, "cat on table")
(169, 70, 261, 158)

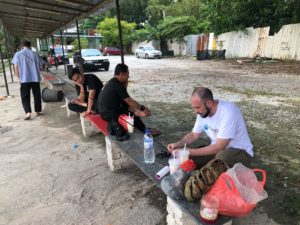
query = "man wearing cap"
(68, 67, 103, 116)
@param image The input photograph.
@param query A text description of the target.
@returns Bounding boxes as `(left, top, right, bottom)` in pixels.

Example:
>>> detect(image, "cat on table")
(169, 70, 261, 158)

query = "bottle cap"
(145, 128, 150, 134)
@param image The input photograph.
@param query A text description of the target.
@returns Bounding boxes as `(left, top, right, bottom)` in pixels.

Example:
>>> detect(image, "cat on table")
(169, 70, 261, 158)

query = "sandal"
(24, 113, 31, 120)
(149, 128, 161, 137)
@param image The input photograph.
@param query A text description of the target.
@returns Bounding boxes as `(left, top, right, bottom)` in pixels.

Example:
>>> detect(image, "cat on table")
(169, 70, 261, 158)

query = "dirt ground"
(0, 55, 299, 225)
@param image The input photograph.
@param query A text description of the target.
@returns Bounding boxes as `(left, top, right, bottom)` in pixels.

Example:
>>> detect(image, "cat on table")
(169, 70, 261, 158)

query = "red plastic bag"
(118, 114, 129, 131)
(205, 167, 267, 217)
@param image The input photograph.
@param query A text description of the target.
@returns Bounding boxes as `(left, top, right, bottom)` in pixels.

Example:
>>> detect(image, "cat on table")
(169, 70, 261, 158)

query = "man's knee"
(215, 148, 252, 167)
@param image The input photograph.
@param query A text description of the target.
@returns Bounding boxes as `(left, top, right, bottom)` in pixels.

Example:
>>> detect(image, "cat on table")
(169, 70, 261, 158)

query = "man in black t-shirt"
(98, 63, 159, 135)
(68, 67, 103, 116)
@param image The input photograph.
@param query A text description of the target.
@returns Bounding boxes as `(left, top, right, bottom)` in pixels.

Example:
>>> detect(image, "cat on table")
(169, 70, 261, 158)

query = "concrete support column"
(166, 197, 197, 225)
(105, 136, 133, 172)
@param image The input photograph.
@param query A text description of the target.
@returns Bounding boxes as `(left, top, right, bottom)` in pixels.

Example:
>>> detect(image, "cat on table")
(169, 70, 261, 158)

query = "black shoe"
(107, 123, 115, 136)
(109, 119, 130, 141)
(116, 133, 130, 142)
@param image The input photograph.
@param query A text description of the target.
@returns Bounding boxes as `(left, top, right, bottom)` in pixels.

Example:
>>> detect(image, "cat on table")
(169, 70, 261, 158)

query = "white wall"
(216, 23, 300, 60)
(131, 23, 300, 60)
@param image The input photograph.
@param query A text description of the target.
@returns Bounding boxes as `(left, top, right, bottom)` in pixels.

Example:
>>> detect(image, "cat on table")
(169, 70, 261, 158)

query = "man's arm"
(84, 89, 96, 114)
(14, 64, 20, 81)
(167, 132, 202, 152)
(123, 97, 151, 117)
(189, 138, 230, 156)
(71, 84, 86, 106)
(76, 83, 85, 103)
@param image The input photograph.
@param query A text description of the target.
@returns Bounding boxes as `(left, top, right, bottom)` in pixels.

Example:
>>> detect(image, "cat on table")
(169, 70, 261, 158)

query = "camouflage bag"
(184, 159, 229, 202)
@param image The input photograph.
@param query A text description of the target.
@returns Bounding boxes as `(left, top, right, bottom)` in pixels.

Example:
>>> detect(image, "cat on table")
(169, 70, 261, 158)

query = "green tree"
(96, 17, 136, 47)
(71, 38, 88, 52)
(131, 23, 161, 42)
(104, 0, 149, 25)
(165, 0, 203, 19)
(146, 0, 174, 26)
(120, 0, 149, 24)
(158, 16, 199, 42)
(81, 15, 104, 30)
(201, 0, 300, 34)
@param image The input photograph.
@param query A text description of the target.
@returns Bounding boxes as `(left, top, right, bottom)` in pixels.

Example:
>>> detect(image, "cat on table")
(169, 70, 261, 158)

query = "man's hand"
(82, 110, 96, 117)
(167, 143, 179, 153)
(134, 108, 151, 117)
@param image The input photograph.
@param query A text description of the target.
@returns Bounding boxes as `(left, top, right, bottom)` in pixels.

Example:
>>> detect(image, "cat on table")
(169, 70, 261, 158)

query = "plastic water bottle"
(144, 128, 155, 164)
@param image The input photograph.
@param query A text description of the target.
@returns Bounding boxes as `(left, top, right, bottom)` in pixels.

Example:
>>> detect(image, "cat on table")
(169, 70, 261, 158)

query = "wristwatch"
(140, 105, 145, 111)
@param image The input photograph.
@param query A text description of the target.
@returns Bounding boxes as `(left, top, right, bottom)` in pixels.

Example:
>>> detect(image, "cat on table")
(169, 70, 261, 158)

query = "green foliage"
(165, 0, 203, 19)
(0, 26, 4, 45)
(158, 16, 199, 42)
(201, 0, 300, 34)
(120, 0, 149, 24)
(71, 38, 88, 52)
(131, 23, 160, 42)
(96, 17, 136, 47)
(144, 0, 300, 35)
(146, 0, 174, 26)
(81, 16, 104, 30)
(104, 0, 149, 24)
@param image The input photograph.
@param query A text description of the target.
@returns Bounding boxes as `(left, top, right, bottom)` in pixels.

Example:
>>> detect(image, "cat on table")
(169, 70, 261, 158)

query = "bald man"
(168, 87, 253, 167)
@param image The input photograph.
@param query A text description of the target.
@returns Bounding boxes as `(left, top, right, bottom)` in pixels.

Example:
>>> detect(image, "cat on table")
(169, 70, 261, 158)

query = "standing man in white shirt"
(167, 87, 253, 167)
(12, 40, 45, 120)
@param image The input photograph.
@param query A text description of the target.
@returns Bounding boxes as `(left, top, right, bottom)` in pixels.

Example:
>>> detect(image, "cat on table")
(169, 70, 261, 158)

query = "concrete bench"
(79, 115, 232, 225)
(64, 93, 79, 117)
(42, 72, 65, 90)
(80, 113, 109, 137)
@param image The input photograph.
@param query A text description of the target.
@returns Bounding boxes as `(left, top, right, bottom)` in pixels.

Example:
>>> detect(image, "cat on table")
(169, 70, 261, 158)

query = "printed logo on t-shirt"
(210, 127, 219, 133)
(204, 124, 209, 131)
(204, 123, 219, 133)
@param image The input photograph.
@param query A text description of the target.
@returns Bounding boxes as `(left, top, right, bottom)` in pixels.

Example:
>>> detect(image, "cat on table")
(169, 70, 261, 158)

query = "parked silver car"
(135, 46, 162, 59)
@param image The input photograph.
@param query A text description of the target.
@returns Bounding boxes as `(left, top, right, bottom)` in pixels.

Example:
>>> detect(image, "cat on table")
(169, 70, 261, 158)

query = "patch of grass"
(220, 86, 285, 97)
(278, 98, 300, 107)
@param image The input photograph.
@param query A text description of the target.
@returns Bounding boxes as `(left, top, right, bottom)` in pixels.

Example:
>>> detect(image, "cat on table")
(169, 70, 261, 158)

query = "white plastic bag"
(226, 163, 268, 204)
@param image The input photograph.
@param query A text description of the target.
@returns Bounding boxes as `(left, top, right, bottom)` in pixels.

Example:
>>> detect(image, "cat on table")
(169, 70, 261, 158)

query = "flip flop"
(149, 128, 161, 137)
(24, 114, 31, 120)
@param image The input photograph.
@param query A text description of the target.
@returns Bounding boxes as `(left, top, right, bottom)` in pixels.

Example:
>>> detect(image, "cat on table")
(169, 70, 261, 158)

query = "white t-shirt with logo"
(192, 100, 253, 156)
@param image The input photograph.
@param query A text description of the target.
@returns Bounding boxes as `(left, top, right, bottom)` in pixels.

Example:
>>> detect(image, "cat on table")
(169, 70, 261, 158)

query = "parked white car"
(135, 46, 162, 59)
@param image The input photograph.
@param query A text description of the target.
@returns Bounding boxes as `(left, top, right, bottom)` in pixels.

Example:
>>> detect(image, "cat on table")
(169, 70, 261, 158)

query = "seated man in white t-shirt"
(167, 87, 253, 167)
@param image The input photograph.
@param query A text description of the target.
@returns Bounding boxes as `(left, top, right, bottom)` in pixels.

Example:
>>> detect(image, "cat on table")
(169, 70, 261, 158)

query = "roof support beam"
(0, 1, 78, 16)
(0, 34, 10, 96)
(0, 11, 69, 23)
(55, 0, 94, 7)
(115, 0, 124, 64)
(29, 0, 88, 13)
(0, 13, 65, 23)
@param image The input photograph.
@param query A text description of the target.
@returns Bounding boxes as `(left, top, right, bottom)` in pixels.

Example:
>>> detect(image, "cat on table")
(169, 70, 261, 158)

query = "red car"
(103, 47, 121, 56)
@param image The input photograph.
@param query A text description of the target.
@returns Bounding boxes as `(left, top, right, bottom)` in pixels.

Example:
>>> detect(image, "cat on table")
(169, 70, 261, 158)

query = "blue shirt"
(12, 48, 44, 83)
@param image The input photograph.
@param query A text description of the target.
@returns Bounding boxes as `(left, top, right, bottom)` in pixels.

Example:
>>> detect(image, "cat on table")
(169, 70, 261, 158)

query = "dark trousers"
(101, 106, 146, 132)
(68, 103, 86, 113)
(192, 147, 252, 169)
(68, 102, 98, 113)
(20, 82, 42, 113)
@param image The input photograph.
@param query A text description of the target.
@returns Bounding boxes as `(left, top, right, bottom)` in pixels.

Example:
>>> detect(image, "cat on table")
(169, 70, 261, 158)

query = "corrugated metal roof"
(0, 0, 116, 38)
